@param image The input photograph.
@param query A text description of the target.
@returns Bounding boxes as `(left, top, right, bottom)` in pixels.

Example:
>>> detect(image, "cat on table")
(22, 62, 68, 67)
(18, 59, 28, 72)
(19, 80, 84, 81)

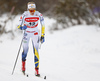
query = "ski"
(35, 75, 46, 80)
(22, 71, 29, 77)
(22, 71, 46, 79)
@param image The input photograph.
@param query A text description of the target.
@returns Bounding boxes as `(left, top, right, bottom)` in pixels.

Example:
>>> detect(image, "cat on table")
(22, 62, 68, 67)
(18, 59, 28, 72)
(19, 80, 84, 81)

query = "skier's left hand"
(40, 36, 45, 43)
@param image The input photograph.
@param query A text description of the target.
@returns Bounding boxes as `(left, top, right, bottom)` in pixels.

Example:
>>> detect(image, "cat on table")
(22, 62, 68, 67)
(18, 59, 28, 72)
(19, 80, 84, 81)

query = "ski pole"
(12, 38, 23, 75)
(39, 39, 42, 49)
(12, 16, 26, 75)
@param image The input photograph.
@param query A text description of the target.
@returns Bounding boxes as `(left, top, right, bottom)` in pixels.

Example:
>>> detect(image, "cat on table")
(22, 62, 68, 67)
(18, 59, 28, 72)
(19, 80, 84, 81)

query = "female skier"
(17, 2, 45, 76)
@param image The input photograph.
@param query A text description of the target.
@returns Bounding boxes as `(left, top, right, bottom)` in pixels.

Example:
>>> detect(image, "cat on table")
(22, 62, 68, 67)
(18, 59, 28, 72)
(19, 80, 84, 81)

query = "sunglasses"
(29, 10, 36, 12)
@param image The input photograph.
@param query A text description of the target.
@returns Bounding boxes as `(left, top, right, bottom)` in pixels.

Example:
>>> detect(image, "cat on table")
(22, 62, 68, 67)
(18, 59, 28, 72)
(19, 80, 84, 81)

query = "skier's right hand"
(17, 25, 27, 30)
(17, 25, 23, 30)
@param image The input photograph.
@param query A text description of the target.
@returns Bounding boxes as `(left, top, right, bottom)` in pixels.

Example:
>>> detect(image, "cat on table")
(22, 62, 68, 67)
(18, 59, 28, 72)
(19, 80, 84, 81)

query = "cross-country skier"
(17, 2, 45, 77)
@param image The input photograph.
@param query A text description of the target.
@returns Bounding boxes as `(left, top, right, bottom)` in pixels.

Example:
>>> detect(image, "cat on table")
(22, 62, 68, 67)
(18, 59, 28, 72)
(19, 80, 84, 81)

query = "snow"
(0, 16, 100, 81)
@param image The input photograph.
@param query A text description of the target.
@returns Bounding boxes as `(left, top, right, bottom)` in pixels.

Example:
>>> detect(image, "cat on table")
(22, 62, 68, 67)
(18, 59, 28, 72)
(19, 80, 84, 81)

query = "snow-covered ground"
(0, 16, 100, 81)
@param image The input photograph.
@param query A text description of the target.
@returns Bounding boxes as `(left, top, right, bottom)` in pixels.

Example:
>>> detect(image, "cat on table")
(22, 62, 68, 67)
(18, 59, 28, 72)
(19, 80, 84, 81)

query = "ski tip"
(27, 74, 29, 77)
(44, 76, 46, 80)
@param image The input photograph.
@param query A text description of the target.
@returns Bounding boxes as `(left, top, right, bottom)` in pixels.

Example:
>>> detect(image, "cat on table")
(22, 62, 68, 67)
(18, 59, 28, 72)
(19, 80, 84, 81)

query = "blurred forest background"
(0, 0, 100, 35)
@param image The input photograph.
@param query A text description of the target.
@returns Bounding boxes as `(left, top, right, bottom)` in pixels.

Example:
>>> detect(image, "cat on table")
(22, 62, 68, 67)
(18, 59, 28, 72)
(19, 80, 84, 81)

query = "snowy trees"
(53, 0, 99, 30)
(0, 0, 100, 33)
(0, 0, 58, 15)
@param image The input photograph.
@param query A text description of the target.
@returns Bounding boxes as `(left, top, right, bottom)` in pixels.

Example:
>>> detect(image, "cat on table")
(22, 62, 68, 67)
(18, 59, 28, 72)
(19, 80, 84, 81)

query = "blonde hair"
(27, 2, 35, 5)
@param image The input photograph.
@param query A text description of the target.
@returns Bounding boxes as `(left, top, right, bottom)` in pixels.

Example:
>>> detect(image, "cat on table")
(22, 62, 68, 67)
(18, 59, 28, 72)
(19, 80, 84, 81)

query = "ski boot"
(35, 67, 40, 77)
(22, 61, 26, 75)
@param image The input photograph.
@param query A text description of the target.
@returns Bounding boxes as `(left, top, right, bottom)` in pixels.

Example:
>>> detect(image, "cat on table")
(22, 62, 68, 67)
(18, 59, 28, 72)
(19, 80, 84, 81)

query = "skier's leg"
(22, 33, 30, 72)
(32, 33, 40, 76)
(34, 47, 40, 76)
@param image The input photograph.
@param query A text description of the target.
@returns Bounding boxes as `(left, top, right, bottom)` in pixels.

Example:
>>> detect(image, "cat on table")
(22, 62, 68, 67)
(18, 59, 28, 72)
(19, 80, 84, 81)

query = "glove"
(17, 25, 23, 30)
(17, 25, 27, 30)
(40, 36, 45, 43)
(22, 25, 27, 30)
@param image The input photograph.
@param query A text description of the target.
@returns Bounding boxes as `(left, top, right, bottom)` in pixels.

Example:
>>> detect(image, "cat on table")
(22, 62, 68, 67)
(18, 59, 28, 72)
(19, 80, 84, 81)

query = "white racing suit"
(18, 11, 45, 68)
